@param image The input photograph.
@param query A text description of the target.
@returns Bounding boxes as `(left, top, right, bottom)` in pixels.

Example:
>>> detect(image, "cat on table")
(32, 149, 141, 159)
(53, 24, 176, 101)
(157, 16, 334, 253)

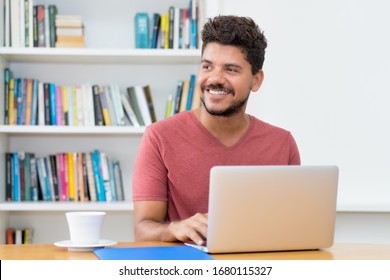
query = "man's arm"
(133, 201, 208, 245)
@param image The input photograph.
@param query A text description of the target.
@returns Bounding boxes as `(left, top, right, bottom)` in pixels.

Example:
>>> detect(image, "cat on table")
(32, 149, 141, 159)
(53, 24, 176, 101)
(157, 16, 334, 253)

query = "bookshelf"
(0, 0, 217, 244)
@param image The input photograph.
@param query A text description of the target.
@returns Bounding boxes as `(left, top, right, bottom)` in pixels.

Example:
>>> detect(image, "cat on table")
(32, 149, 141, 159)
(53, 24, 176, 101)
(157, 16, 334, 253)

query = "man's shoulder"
(147, 111, 195, 133)
(250, 115, 292, 135)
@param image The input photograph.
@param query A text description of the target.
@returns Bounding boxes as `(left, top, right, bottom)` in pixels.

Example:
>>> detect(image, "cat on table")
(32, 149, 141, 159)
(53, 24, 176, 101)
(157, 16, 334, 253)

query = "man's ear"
(251, 70, 264, 92)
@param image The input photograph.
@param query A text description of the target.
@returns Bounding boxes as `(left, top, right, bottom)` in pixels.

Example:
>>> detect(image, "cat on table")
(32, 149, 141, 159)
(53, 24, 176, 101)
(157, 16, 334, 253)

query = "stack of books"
(6, 228, 34, 244)
(5, 150, 125, 203)
(55, 15, 85, 48)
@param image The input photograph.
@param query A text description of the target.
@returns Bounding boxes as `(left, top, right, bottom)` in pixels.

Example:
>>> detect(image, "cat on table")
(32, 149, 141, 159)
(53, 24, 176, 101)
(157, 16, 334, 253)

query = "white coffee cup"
(66, 211, 106, 245)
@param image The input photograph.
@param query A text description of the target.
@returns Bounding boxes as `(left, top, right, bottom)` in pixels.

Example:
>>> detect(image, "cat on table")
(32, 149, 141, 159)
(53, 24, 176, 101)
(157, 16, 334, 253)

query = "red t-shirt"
(132, 111, 300, 221)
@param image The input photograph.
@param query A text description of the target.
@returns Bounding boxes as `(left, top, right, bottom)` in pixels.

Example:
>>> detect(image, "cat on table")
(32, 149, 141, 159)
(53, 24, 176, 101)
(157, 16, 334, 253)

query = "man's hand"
(168, 213, 208, 245)
(134, 201, 208, 244)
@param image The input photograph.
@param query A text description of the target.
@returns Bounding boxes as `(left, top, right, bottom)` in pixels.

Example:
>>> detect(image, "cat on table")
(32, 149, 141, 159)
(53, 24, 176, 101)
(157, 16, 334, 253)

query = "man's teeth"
(209, 90, 228, 95)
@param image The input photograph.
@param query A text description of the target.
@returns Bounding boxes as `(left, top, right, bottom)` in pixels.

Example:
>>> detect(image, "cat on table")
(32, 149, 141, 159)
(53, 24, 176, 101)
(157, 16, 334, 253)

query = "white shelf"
(0, 125, 145, 136)
(0, 47, 201, 64)
(0, 201, 134, 212)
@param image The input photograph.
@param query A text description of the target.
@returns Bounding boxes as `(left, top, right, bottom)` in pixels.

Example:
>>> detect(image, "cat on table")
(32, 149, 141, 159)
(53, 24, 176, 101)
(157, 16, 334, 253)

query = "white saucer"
(54, 239, 117, 252)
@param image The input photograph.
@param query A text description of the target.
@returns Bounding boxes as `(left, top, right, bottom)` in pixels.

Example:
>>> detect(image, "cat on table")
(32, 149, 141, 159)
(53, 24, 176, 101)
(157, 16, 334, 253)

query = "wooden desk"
(1, 242, 390, 260)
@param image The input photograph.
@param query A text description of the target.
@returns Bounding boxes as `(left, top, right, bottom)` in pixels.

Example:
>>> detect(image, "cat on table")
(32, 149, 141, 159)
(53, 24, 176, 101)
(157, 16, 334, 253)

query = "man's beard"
(200, 84, 250, 117)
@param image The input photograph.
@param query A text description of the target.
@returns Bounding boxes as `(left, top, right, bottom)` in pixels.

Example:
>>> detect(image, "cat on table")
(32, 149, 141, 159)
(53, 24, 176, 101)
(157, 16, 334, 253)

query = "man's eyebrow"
(225, 63, 242, 69)
(200, 59, 242, 69)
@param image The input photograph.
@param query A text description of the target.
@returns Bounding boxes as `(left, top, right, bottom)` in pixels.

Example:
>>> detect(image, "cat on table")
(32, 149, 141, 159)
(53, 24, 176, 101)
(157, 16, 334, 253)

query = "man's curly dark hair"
(201, 15, 267, 74)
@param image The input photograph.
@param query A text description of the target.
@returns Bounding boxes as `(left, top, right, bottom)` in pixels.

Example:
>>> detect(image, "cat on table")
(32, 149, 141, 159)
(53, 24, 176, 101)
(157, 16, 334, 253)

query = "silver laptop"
(187, 165, 339, 254)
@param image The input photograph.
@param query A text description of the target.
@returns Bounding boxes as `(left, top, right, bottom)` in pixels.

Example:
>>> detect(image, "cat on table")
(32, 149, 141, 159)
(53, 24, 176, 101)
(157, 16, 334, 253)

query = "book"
(134, 85, 152, 125)
(82, 83, 95, 126)
(72, 153, 79, 201)
(173, 7, 180, 49)
(4, 68, 11, 124)
(56, 153, 66, 201)
(126, 86, 145, 126)
(19, 152, 26, 201)
(81, 153, 90, 201)
(43, 83, 51, 125)
(37, 81, 44, 125)
(44, 156, 55, 201)
(44, 6, 49, 47)
(85, 152, 97, 202)
(107, 156, 117, 201)
(109, 84, 125, 126)
(36, 157, 49, 201)
(165, 94, 173, 118)
(12, 152, 20, 201)
(32, 5, 38, 47)
(5, 153, 12, 201)
(173, 80, 184, 114)
(75, 86, 84, 126)
(48, 5, 57, 48)
(190, 0, 198, 49)
(24, 79, 33, 125)
(168, 7, 174, 48)
(36, 5, 45, 47)
(179, 79, 190, 112)
(49, 83, 57, 125)
(143, 85, 157, 123)
(99, 86, 111, 126)
(99, 152, 112, 201)
(104, 85, 117, 126)
(55, 15, 83, 28)
(150, 13, 160, 49)
(67, 152, 75, 200)
(135, 12, 149, 48)
(120, 91, 139, 127)
(92, 85, 104, 126)
(60, 86, 68, 125)
(77, 153, 85, 201)
(56, 27, 83, 36)
(29, 153, 38, 201)
(55, 86, 63, 125)
(49, 154, 59, 201)
(113, 161, 124, 201)
(10, 0, 21, 47)
(7, 78, 15, 125)
(24, 152, 31, 201)
(25, 0, 34, 48)
(91, 150, 106, 201)
(3, 0, 11, 47)
(16, 78, 24, 125)
(30, 79, 39, 125)
(186, 74, 196, 110)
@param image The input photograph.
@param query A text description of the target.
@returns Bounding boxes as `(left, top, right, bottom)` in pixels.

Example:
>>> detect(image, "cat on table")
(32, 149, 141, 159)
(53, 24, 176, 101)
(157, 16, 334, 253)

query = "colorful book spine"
(30, 79, 39, 125)
(4, 68, 11, 125)
(8, 78, 15, 125)
(135, 12, 149, 48)
(186, 74, 196, 110)
(12, 152, 20, 201)
(91, 150, 106, 201)
(55, 86, 63, 125)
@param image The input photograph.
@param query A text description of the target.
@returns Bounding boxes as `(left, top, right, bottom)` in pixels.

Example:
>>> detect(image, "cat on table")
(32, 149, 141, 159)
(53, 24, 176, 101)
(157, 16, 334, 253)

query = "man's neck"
(193, 107, 251, 147)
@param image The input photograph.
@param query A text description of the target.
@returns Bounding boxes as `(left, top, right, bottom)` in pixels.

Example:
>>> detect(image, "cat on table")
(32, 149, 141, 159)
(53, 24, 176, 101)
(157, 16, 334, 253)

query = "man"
(132, 15, 300, 246)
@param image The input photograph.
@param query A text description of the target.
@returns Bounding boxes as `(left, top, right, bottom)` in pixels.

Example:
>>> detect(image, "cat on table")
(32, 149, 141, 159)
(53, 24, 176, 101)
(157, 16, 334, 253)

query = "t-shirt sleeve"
(288, 133, 301, 165)
(132, 126, 169, 202)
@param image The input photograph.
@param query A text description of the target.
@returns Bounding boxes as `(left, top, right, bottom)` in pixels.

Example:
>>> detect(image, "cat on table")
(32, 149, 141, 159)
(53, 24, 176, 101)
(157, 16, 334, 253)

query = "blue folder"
(94, 245, 214, 260)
